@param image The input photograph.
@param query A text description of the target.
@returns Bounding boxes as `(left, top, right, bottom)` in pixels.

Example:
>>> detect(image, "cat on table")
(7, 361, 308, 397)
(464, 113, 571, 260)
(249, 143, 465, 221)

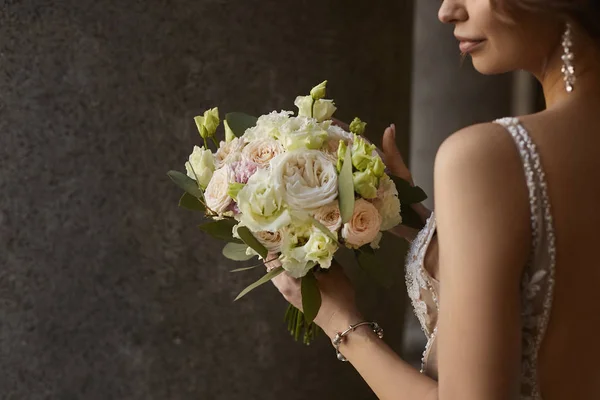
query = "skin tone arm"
(272, 123, 532, 399)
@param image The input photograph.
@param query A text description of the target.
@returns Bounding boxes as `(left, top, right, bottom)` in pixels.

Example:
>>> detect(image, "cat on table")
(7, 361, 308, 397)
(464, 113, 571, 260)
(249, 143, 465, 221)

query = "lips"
(458, 39, 486, 54)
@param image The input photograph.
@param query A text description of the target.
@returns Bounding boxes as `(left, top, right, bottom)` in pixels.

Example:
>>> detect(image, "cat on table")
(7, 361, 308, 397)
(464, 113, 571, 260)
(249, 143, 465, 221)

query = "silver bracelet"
(332, 321, 384, 362)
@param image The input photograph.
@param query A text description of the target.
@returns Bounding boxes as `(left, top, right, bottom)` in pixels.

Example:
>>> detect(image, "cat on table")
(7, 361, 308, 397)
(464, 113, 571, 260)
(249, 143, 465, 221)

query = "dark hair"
(495, 0, 600, 41)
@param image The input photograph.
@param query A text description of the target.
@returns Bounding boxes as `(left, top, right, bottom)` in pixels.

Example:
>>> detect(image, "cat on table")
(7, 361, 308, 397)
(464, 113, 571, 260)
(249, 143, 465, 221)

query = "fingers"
(382, 124, 413, 184)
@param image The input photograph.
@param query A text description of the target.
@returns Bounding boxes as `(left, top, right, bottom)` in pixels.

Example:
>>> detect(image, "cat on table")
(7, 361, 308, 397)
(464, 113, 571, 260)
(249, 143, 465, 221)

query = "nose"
(438, 0, 468, 24)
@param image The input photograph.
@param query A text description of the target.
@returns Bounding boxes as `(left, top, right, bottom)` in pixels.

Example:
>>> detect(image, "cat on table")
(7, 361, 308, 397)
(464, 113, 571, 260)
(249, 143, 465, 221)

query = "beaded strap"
(494, 118, 557, 400)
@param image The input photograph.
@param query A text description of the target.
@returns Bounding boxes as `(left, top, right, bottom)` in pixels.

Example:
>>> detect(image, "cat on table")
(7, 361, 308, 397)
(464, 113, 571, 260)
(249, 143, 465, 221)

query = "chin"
(470, 54, 513, 75)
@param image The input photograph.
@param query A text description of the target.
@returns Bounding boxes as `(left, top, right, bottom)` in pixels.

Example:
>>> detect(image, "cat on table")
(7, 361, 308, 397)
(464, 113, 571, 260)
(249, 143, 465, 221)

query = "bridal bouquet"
(168, 82, 426, 344)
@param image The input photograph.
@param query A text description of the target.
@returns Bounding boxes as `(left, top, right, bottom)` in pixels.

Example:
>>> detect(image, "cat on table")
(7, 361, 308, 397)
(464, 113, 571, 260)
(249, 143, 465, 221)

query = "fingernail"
(391, 124, 396, 137)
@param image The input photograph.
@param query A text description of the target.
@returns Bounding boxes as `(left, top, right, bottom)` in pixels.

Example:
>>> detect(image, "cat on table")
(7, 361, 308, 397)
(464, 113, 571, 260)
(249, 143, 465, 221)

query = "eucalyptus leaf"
(230, 255, 279, 273)
(179, 192, 206, 212)
(167, 170, 204, 199)
(237, 226, 269, 259)
(389, 175, 427, 205)
(234, 267, 284, 301)
(230, 265, 263, 273)
(355, 250, 393, 289)
(339, 144, 355, 224)
(225, 112, 258, 137)
(198, 219, 241, 243)
(222, 243, 255, 261)
(301, 272, 322, 325)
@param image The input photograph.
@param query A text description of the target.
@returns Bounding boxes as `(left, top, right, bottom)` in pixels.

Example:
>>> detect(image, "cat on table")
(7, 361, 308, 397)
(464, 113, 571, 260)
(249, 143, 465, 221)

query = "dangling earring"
(561, 23, 576, 93)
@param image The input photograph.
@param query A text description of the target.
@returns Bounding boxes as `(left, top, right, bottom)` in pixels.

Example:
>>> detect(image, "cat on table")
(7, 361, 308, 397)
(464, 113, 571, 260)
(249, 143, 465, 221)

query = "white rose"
(243, 111, 293, 141)
(185, 145, 215, 189)
(313, 201, 342, 233)
(215, 137, 245, 168)
(342, 199, 382, 248)
(205, 167, 233, 215)
(294, 96, 337, 122)
(372, 175, 402, 231)
(277, 116, 328, 150)
(236, 169, 292, 232)
(271, 149, 338, 211)
(241, 138, 284, 168)
(280, 224, 337, 278)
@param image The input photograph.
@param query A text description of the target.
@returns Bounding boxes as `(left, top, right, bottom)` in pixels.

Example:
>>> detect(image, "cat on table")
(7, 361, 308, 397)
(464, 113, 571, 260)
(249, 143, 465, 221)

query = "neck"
(531, 27, 600, 109)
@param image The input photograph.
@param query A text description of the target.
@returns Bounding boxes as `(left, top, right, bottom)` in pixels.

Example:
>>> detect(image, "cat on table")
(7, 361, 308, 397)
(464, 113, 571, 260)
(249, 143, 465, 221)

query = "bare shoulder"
(434, 121, 525, 186)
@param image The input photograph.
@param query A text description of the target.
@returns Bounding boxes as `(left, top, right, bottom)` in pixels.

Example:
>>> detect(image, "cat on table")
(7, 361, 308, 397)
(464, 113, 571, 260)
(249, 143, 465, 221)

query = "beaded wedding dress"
(405, 118, 556, 400)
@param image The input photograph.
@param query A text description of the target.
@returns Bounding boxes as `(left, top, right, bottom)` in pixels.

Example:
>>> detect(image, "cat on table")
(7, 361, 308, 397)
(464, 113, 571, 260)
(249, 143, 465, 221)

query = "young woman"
(272, 1, 600, 399)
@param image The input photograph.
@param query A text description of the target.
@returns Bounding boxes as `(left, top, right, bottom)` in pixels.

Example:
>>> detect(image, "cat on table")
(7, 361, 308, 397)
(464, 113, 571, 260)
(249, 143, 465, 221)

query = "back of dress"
(405, 118, 556, 400)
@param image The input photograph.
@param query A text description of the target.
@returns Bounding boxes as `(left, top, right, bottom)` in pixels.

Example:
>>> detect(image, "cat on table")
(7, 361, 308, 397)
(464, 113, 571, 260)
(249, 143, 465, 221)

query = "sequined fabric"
(405, 118, 556, 399)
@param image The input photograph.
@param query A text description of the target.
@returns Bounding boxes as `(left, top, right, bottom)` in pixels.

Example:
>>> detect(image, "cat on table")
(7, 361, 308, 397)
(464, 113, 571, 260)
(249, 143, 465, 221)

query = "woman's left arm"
(273, 123, 532, 400)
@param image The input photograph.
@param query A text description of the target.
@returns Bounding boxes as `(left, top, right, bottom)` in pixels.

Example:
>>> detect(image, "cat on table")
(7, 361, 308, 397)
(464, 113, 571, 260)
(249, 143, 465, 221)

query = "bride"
(271, 1, 600, 399)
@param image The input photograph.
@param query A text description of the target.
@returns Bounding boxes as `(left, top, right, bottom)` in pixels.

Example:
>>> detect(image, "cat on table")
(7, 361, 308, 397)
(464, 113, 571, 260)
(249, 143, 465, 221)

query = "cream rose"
(255, 230, 283, 253)
(313, 201, 342, 233)
(342, 199, 382, 248)
(215, 137, 245, 168)
(204, 167, 233, 215)
(271, 149, 338, 211)
(241, 138, 284, 168)
(372, 175, 402, 231)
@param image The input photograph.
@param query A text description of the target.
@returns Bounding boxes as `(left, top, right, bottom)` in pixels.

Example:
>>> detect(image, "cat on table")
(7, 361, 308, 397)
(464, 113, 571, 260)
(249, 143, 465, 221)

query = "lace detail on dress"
(495, 118, 557, 400)
(405, 213, 438, 371)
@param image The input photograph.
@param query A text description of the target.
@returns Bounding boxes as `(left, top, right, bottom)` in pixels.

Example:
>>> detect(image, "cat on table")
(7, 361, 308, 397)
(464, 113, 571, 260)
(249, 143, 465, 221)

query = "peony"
(185, 145, 215, 189)
(215, 137, 245, 168)
(313, 201, 342, 233)
(342, 199, 382, 248)
(236, 169, 292, 232)
(280, 224, 337, 278)
(271, 149, 338, 211)
(241, 138, 284, 168)
(372, 174, 402, 231)
(243, 111, 293, 141)
(205, 167, 234, 215)
(277, 116, 329, 151)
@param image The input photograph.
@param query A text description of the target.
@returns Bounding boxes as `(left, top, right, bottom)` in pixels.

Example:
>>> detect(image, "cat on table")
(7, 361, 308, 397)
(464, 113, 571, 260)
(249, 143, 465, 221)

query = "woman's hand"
(270, 259, 362, 340)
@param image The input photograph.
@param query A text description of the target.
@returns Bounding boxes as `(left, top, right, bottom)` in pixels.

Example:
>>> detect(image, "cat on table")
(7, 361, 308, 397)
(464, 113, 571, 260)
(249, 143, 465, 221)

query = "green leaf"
(235, 267, 284, 301)
(167, 170, 204, 199)
(225, 112, 258, 137)
(339, 144, 355, 224)
(230, 255, 279, 273)
(230, 265, 263, 273)
(198, 219, 242, 243)
(179, 192, 206, 212)
(236, 226, 269, 259)
(389, 175, 428, 205)
(301, 272, 322, 325)
(355, 250, 393, 289)
(400, 206, 425, 230)
(310, 217, 339, 244)
(222, 242, 255, 261)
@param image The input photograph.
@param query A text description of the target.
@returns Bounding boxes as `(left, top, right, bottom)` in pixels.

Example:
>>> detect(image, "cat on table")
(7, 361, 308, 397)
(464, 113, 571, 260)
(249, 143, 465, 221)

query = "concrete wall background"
(0, 1, 414, 399)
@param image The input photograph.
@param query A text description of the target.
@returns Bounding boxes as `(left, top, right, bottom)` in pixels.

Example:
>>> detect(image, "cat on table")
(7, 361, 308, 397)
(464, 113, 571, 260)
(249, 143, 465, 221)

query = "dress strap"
(494, 117, 557, 400)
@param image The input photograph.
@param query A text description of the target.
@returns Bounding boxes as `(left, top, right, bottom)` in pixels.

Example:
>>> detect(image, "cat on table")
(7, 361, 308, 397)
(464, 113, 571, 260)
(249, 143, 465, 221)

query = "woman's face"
(438, 0, 563, 75)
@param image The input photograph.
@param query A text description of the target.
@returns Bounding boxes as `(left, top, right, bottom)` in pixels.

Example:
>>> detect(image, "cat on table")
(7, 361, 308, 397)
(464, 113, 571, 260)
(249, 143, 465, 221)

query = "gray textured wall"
(0, 1, 413, 399)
